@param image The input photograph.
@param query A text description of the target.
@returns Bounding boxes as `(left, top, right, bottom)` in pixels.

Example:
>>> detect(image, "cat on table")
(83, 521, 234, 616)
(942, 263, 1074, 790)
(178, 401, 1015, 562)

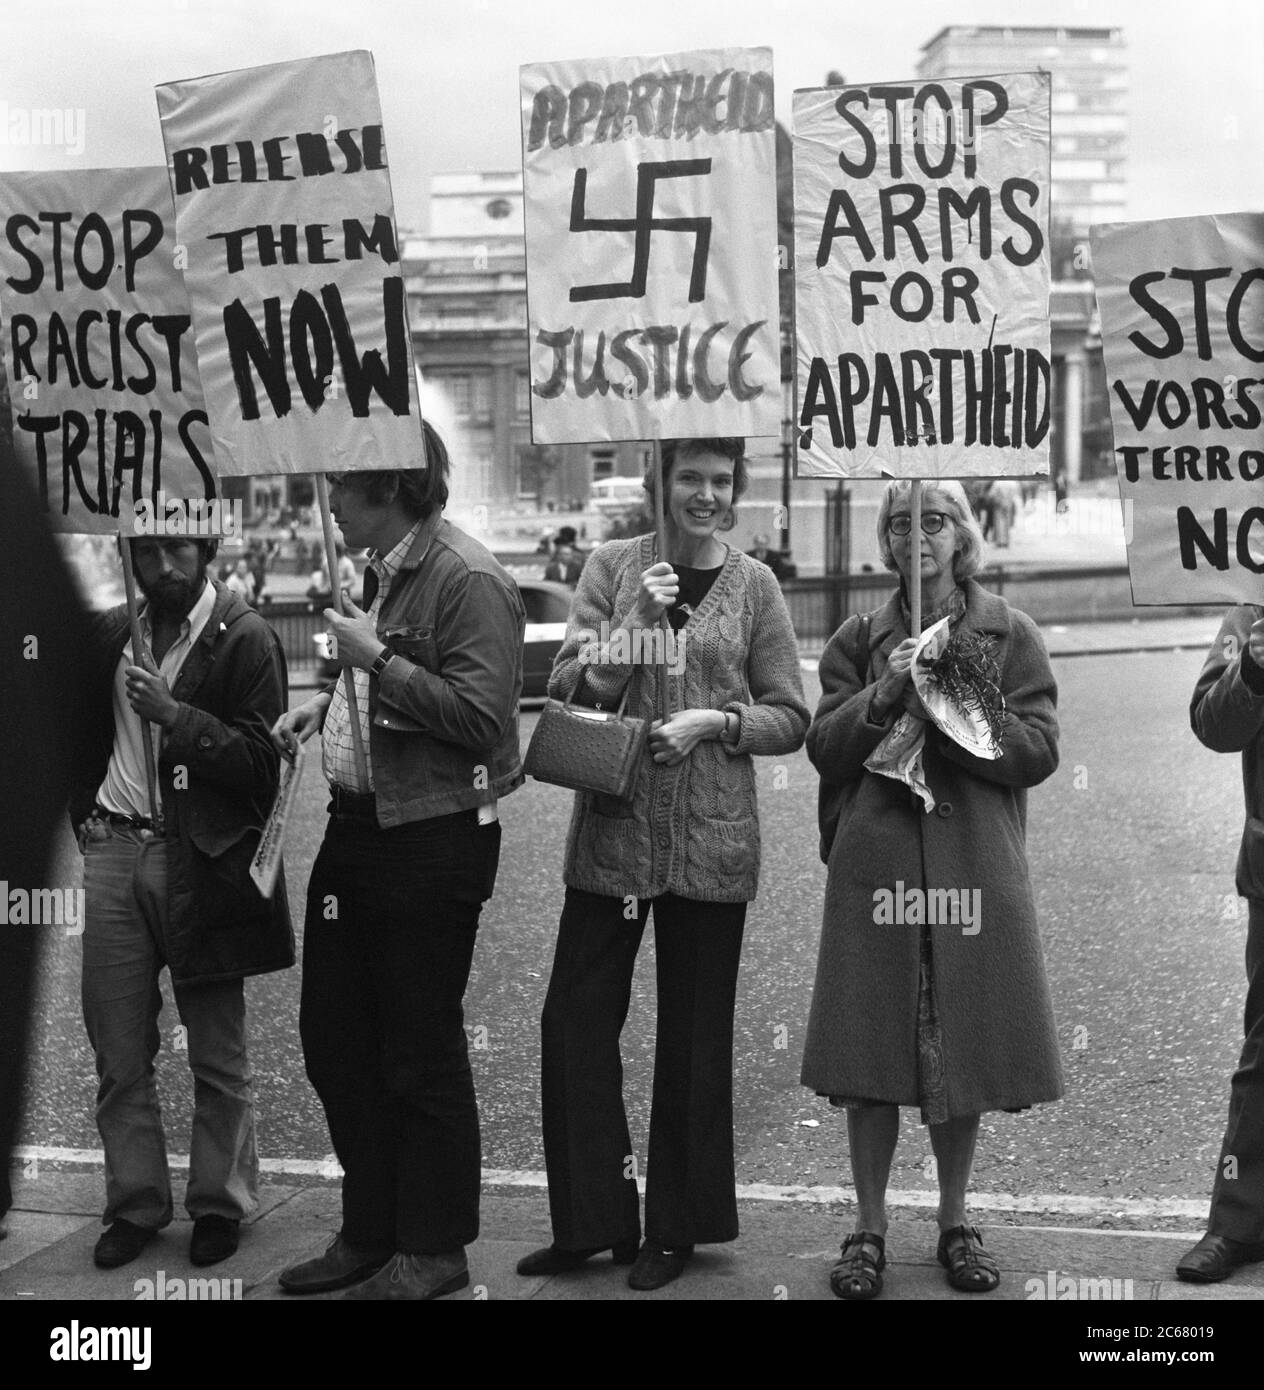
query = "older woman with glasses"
(800, 478, 1063, 1299)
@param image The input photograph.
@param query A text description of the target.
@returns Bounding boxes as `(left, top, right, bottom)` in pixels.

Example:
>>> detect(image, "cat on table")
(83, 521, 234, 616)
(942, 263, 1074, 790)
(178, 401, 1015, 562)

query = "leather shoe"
(190, 1215, 240, 1267)
(339, 1250, 469, 1301)
(94, 1218, 157, 1269)
(516, 1241, 639, 1276)
(627, 1242, 694, 1291)
(278, 1233, 394, 1294)
(1176, 1232, 1264, 1283)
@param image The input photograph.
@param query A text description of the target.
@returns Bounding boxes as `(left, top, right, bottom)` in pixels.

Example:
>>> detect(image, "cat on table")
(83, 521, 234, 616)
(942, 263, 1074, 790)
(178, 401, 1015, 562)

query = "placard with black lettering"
(794, 72, 1052, 478)
(521, 47, 781, 443)
(1093, 211, 1264, 606)
(156, 50, 421, 475)
(0, 166, 215, 533)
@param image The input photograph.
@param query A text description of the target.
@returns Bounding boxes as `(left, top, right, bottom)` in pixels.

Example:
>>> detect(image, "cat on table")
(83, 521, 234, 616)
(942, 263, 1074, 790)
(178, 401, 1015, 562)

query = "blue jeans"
(80, 824, 258, 1229)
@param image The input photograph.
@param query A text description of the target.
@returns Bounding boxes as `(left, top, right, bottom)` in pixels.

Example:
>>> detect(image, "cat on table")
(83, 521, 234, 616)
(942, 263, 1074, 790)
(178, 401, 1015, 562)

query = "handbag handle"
(563, 667, 632, 718)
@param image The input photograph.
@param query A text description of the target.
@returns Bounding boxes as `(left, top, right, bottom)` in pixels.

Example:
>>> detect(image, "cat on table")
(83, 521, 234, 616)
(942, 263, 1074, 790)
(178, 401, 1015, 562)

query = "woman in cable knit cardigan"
(516, 437, 808, 1293)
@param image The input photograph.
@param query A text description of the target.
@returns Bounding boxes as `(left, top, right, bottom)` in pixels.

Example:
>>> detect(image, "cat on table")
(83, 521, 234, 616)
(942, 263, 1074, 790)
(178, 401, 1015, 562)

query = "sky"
(2, 0, 1263, 230)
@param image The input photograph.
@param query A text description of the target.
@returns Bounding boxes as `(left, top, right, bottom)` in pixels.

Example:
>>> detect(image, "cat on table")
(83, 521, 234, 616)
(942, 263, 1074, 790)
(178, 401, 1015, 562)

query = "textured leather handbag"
(524, 672, 649, 801)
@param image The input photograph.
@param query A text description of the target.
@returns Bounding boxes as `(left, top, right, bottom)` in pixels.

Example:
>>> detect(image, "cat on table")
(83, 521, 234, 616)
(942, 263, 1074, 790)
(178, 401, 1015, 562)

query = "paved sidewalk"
(4, 1168, 1262, 1302)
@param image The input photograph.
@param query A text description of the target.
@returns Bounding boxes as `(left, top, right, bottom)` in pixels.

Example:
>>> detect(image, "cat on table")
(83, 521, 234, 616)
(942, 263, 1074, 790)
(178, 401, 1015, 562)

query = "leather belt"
(328, 785, 377, 818)
(93, 805, 163, 835)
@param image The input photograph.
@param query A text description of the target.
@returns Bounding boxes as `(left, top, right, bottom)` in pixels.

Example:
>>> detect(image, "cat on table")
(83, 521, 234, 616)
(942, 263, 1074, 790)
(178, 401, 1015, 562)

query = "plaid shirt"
(321, 523, 420, 792)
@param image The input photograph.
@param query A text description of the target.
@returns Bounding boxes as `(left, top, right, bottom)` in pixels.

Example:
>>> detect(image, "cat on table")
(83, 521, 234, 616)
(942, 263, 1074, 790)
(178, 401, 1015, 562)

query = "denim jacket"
(322, 512, 525, 827)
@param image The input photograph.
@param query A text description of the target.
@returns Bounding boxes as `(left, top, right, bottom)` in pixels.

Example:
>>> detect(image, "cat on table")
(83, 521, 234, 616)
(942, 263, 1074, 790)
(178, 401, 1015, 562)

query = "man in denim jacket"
(274, 423, 524, 1300)
(1181, 607, 1264, 1281)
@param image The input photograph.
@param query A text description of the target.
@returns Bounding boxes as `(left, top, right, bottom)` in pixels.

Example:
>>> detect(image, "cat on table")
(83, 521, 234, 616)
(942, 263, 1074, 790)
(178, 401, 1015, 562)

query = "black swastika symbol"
(568, 159, 713, 304)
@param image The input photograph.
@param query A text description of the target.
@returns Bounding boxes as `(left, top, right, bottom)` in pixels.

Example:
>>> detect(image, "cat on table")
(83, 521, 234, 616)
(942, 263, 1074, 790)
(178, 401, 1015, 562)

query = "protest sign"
(0, 166, 215, 533)
(794, 72, 1052, 478)
(521, 47, 781, 443)
(1094, 211, 1264, 606)
(156, 50, 422, 475)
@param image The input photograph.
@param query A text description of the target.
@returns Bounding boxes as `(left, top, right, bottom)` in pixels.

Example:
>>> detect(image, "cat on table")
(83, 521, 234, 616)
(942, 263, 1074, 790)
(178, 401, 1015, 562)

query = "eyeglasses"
(888, 511, 950, 536)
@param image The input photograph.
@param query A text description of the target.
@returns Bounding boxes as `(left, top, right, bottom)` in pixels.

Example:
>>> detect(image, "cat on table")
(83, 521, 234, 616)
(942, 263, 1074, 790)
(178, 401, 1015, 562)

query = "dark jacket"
(320, 512, 525, 827)
(799, 579, 1064, 1116)
(71, 580, 294, 986)
(1190, 605, 1264, 899)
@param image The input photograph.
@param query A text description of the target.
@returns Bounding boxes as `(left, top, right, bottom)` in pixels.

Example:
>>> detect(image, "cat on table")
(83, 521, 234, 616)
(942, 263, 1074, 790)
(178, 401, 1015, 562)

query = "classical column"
(1061, 344, 1085, 487)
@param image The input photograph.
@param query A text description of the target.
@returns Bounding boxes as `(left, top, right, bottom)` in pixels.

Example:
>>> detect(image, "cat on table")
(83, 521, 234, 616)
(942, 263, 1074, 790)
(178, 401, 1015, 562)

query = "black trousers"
(300, 808, 500, 1254)
(1210, 900, 1264, 1241)
(540, 887, 747, 1249)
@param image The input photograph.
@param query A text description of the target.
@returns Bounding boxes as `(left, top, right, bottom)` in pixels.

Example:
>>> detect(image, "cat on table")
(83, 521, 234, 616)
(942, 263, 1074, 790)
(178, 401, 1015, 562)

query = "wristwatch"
(370, 647, 393, 679)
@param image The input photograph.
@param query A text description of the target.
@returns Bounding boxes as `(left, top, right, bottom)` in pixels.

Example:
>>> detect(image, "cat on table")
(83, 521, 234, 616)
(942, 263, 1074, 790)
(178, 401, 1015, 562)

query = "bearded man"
(71, 536, 292, 1271)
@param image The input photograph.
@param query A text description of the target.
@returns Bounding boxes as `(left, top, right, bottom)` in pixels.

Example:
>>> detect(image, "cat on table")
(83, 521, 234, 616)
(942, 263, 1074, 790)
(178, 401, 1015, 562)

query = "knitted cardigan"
(548, 534, 809, 903)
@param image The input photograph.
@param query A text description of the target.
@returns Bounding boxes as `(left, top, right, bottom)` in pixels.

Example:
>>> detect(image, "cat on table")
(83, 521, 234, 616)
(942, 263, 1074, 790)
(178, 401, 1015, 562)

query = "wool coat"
(549, 534, 809, 903)
(799, 579, 1065, 1117)
(1189, 605, 1264, 900)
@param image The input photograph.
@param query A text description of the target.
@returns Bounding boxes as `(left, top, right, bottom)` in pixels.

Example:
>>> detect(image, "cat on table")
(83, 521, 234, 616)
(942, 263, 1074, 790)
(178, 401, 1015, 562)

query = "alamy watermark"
(1026, 1270, 1134, 1300)
(0, 104, 86, 157)
(0, 883, 84, 935)
(576, 622, 686, 676)
(134, 1270, 242, 1300)
(872, 882, 980, 935)
(133, 492, 242, 538)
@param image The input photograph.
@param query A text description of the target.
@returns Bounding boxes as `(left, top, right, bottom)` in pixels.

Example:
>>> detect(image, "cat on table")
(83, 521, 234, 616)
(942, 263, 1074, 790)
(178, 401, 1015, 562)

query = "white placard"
(794, 72, 1052, 478)
(521, 47, 782, 443)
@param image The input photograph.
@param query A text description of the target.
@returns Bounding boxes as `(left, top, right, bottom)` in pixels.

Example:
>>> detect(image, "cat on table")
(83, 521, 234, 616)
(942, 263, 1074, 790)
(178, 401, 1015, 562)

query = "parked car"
(518, 578, 574, 700)
(312, 577, 575, 701)
(589, 476, 645, 515)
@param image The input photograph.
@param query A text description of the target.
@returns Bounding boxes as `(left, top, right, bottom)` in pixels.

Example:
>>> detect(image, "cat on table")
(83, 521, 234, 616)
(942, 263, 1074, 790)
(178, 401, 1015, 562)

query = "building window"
(515, 373, 531, 417)
(590, 447, 615, 479)
(448, 374, 472, 417)
(472, 372, 492, 418)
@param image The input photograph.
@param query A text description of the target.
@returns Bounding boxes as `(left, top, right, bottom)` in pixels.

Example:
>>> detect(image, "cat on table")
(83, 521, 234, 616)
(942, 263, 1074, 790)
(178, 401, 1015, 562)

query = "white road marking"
(13, 1146, 1209, 1220)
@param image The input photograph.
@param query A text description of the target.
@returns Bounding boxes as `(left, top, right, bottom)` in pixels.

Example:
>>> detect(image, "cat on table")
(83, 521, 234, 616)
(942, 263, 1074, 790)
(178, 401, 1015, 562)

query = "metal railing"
(255, 598, 327, 686)
(779, 564, 1218, 646)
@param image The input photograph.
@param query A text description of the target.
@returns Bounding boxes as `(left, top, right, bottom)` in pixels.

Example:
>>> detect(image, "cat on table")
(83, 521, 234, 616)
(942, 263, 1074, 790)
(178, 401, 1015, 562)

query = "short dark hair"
(340, 419, 451, 520)
(641, 437, 748, 532)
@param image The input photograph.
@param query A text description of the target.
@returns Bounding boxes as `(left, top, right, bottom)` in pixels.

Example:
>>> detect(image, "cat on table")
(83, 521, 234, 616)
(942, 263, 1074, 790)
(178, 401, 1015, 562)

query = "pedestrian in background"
(1179, 608, 1264, 1282)
(746, 532, 789, 582)
(801, 478, 1062, 1300)
(517, 436, 808, 1292)
(544, 541, 582, 586)
(225, 557, 257, 607)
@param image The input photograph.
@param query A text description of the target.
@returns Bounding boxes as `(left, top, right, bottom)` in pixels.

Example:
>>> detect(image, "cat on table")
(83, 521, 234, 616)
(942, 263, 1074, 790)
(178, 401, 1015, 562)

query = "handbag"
(528, 474, 672, 802)
(524, 669, 650, 801)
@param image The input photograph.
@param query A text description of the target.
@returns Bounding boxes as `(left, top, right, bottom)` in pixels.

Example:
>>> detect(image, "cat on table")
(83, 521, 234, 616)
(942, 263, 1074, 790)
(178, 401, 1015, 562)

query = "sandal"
(829, 1231, 886, 1300)
(937, 1224, 1000, 1292)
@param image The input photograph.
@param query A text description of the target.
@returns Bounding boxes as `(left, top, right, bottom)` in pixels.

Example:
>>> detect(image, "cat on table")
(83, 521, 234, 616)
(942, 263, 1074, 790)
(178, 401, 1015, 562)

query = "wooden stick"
(119, 537, 161, 830)
(651, 430, 671, 725)
(315, 474, 370, 788)
(910, 479, 923, 637)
